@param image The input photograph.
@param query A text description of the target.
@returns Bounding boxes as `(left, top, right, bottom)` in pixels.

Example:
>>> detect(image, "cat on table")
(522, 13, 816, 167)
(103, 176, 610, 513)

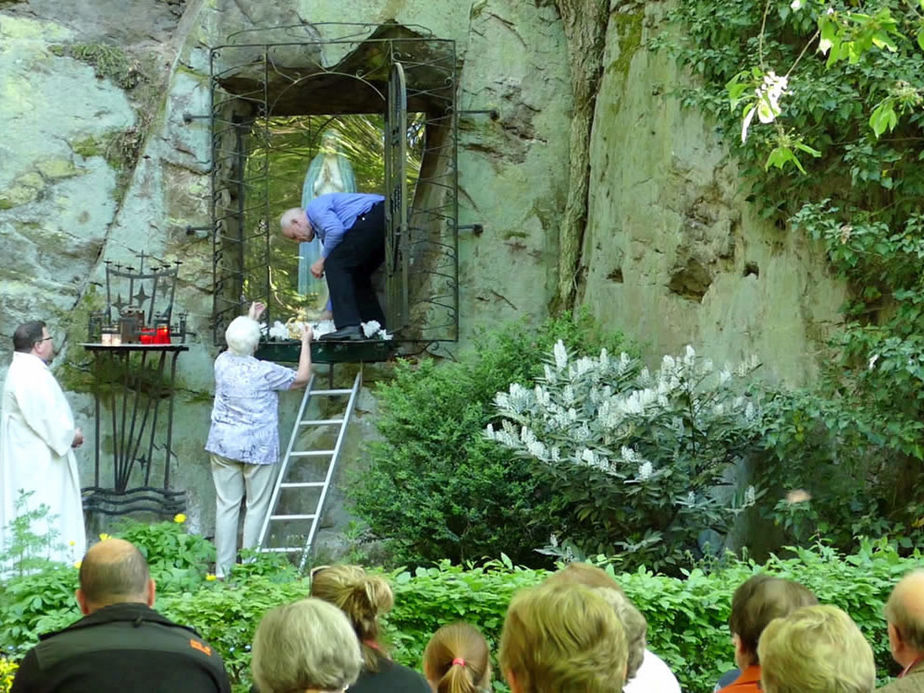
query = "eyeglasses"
(37, 336, 54, 343)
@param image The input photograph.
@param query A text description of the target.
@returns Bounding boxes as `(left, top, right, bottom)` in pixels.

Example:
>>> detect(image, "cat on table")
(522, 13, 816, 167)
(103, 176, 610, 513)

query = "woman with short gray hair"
(252, 598, 362, 693)
(205, 302, 312, 578)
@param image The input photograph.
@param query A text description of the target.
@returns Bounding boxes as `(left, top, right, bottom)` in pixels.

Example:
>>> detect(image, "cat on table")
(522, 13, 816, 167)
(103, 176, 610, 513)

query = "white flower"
(868, 354, 879, 370)
(757, 71, 787, 123)
(790, 0, 803, 9)
(361, 320, 381, 338)
(745, 485, 757, 506)
(818, 37, 833, 54)
(741, 71, 788, 142)
(638, 460, 653, 481)
(553, 340, 568, 370)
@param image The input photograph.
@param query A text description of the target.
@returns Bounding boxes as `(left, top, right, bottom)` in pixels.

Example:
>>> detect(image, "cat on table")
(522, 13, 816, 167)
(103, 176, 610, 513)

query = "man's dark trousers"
(325, 200, 386, 329)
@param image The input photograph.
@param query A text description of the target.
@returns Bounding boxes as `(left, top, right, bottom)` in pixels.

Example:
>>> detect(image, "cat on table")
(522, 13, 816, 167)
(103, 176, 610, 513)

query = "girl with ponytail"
(423, 623, 492, 693)
(310, 565, 429, 692)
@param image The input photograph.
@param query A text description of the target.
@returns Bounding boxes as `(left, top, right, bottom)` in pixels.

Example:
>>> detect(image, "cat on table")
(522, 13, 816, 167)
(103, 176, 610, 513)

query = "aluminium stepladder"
(256, 369, 362, 570)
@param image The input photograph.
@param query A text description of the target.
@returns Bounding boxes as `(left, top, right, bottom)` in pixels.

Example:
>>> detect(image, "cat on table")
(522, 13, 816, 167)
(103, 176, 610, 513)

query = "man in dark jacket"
(11, 538, 231, 693)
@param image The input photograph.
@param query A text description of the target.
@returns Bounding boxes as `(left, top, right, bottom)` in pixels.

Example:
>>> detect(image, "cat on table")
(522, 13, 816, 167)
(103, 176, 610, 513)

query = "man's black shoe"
(319, 325, 364, 341)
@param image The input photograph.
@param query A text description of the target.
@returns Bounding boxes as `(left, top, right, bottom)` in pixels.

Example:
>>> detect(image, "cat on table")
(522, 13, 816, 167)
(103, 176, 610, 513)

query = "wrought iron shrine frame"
(208, 23, 459, 349)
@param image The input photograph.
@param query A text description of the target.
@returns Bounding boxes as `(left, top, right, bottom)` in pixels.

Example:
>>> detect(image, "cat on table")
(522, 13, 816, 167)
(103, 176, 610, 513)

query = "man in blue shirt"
(280, 192, 386, 341)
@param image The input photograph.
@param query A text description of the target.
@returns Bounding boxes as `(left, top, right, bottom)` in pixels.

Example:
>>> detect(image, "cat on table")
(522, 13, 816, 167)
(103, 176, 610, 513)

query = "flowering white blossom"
(741, 71, 789, 143)
(637, 460, 653, 481)
(553, 340, 568, 370)
(790, 0, 803, 9)
(818, 37, 833, 54)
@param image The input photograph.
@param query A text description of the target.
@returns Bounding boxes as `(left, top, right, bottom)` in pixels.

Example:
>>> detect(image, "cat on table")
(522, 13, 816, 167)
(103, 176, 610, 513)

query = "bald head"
(885, 570, 924, 664)
(77, 539, 153, 613)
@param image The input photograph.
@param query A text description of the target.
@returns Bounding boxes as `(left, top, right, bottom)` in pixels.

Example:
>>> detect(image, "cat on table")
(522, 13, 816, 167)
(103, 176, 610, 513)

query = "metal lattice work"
(209, 23, 458, 348)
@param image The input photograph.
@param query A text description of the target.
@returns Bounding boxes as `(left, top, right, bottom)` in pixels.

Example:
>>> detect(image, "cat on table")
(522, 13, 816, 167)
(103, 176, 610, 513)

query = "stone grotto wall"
(0, 0, 844, 551)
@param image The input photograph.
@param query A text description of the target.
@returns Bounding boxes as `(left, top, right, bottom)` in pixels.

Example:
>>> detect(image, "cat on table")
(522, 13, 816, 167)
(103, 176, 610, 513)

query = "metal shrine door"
(384, 62, 408, 334)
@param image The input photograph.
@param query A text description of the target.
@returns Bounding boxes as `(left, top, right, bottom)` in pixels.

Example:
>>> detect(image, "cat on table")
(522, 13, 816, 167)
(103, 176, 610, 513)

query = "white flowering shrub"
(486, 342, 762, 572)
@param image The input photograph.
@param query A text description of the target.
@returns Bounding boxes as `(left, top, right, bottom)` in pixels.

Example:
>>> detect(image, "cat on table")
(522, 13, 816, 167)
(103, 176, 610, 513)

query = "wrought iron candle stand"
(81, 254, 189, 517)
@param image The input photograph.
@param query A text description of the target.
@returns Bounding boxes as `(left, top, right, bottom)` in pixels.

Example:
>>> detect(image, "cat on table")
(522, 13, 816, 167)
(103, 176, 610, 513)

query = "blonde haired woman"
(252, 598, 361, 693)
(500, 582, 628, 693)
(310, 565, 429, 692)
(423, 622, 491, 693)
(758, 605, 875, 693)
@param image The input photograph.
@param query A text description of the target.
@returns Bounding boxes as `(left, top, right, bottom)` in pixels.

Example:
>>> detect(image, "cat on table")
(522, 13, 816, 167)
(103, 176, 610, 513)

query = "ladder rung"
(311, 388, 353, 395)
(270, 513, 318, 520)
(280, 482, 326, 488)
(300, 419, 345, 425)
(290, 450, 335, 457)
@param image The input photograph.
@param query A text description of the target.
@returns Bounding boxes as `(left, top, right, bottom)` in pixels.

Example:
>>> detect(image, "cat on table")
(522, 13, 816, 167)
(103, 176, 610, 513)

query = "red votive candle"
(140, 329, 155, 345)
(156, 325, 171, 344)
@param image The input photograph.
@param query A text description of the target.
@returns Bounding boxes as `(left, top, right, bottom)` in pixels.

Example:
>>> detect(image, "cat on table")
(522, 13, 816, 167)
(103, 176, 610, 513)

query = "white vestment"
(0, 352, 86, 565)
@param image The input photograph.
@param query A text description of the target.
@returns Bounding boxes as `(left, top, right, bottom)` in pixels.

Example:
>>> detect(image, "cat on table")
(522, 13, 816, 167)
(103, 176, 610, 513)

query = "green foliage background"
(654, 0, 924, 549)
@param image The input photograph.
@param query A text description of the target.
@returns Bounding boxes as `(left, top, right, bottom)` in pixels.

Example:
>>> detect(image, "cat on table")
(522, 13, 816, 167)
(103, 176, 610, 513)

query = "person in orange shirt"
(719, 574, 818, 692)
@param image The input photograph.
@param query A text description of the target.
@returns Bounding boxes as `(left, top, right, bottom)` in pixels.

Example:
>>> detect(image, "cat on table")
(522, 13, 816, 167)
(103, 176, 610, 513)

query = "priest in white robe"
(0, 320, 86, 567)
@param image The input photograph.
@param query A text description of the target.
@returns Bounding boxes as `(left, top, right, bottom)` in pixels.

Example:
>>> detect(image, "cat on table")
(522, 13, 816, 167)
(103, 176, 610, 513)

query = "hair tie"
(452, 657, 466, 667)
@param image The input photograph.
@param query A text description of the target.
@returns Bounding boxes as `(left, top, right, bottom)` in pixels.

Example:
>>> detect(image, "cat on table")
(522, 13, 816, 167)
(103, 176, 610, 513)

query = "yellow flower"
(205, 574, 217, 582)
(98, 533, 111, 541)
(68, 540, 76, 546)
(174, 513, 187, 524)
(74, 561, 82, 569)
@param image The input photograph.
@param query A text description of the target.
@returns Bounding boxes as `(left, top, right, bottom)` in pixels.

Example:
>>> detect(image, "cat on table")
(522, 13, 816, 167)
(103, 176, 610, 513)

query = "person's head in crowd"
(224, 315, 262, 356)
(423, 622, 491, 693)
(544, 561, 626, 593)
(76, 538, 155, 614)
(884, 569, 924, 670)
(593, 587, 648, 681)
(251, 598, 362, 693)
(758, 604, 875, 693)
(309, 564, 393, 672)
(728, 574, 818, 670)
(499, 582, 628, 693)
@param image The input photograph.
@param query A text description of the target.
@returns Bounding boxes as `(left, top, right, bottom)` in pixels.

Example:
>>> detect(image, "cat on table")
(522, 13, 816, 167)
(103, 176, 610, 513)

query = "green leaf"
(869, 102, 899, 138)
(766, 145, 807, 174)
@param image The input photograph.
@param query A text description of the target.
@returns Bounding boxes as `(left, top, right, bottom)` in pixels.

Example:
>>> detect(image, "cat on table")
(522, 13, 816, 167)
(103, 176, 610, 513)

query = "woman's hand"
(248, 301, 266, 321)
(301, 325, 314, 343)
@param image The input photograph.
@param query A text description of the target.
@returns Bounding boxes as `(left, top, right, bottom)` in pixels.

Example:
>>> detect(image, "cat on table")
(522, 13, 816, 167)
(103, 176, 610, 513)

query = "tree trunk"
(552, 0, 609, 310)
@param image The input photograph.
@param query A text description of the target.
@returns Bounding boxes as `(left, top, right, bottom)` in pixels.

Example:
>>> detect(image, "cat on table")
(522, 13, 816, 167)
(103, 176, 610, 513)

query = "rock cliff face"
(0, 0, 843, 541)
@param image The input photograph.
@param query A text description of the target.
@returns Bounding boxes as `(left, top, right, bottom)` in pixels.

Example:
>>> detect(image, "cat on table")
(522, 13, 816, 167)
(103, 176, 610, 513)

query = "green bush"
(348, 311, 629, 567)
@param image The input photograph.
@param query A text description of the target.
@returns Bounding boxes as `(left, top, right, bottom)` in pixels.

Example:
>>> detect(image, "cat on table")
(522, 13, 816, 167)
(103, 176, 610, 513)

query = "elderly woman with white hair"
(205, 302, 312, 578)
(252, 598, 362, 693)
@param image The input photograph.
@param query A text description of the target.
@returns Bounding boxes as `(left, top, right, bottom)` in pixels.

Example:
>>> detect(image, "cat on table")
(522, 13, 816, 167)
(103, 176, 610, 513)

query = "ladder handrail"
(299, 370, 362, 571)
(256, 368, 364, 572)
(256, 373, 315, 549)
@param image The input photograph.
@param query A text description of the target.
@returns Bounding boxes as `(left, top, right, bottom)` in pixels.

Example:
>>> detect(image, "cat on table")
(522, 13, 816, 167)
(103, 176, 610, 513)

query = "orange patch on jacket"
(189, 639, 212, 656)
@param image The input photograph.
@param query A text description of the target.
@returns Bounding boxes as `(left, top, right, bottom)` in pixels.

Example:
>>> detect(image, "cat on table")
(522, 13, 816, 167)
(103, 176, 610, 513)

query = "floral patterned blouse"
(205, 352, 296, 465)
